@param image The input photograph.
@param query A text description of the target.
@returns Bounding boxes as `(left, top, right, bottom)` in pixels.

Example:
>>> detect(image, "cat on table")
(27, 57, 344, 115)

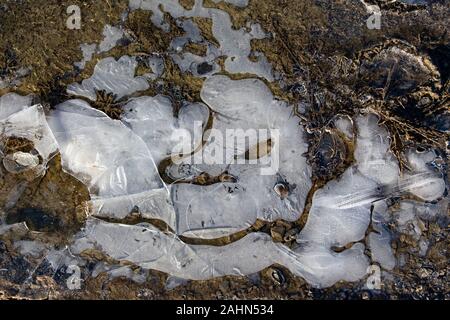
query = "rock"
(2, 152, 39, 174)
(270, 226, 285, 242)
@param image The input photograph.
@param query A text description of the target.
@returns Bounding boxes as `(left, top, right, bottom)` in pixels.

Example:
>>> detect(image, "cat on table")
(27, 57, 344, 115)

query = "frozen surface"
(297, 113, 445, 276)
(1, 1, 448, 291)
(166, 75, 312, 238)
(98, 25, 124, 53)
(0, 93, 33, 120)
(0, 97, 58, 211)
(122, 95, 209, 164)
(1, 105, 57, 167)
(68, 56, 149, 101)
(46, 99, 175, 228)
(72, 219, 369, 287)
(369, 201, 396, 270)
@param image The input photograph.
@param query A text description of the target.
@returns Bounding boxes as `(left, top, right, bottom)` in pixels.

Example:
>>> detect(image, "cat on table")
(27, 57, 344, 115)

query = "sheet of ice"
(1, 104, 58, 166)
(147, 55, 165, 78)
(46, 99, 162, 195)
(46, 99, 175, 228)
(67, 56, 149, 101)
(298, 168, 376, 247)
(98, 25, 124, 53)
(355, 114, 399, 185)
(90, 189, 176, 228)
(297, 113, 446, 277)
(0, 93, 33, 120)
(296, 114, 400, 278)
(165, 75, 311, 238)
(368, 201, 396, 270)
(122, 95, 210, 164)
(401, 149, 446, 201)
(72, 219, 369, 287)
(0, 99, 58, 211)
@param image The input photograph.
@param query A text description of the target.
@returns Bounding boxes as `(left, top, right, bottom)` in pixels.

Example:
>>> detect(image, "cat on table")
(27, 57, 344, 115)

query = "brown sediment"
(7, 154, 90, 242)
(90, 90, 124, 120)
(179, 0, 195, 11)
(94, 215, 175, 234)
(191, 17, 220, 48)
(295, 180, 322, 231)
(0, 0, 129, 99)
(184, 42, 208, 57)
(2, 137, 35, 155)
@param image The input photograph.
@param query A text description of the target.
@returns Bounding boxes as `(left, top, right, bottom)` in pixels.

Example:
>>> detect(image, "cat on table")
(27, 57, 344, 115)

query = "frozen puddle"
(1, 0, 448, 289)
(71, 218, 369, 287)
(168, 75, 312, 238)
(68, 56, 149, 101)
(68, 110, 445, 288)
(0, 94, 58, 211)
(297, 114, 445, 274)
(46, 99, 176, 228)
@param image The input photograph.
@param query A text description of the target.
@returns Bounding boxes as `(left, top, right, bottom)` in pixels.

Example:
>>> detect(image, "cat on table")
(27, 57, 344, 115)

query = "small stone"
(418, 268, 431, 279)
(270, 226, 285, 242)
(2, 152, 39, 173)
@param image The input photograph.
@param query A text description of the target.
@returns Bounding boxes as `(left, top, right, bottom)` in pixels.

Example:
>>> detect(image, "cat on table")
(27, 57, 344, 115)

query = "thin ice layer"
(0, 98, 58, 211)
(72, 219, 369, 288)
(67, 56, 149, 101)
(122, 95, 209, 164)
(297, 113, 446, 276)
(368, 201, 396, 270)
(46, 99, 175, 228)
(1, 104, 58, 165)
(0, 93, 34, 120)
(169, 75, 311, 238)
(90, 189, 176, 228)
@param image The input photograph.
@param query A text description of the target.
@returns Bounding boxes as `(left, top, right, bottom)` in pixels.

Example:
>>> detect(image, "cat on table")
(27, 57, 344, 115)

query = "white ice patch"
(72, 219, 369, 287)
(401, 149, 446, 201)
(122, 95, 209, 164)
(297, 113, 446, 277)
(0, 93, 33, 120)
(46, 99, 176, 228)
(334, 115, 354, 139)
(1, 104, 58, 167)
(160, 75, 312, 238)
(98, 25, 125, 53)
(369, 201, 396, 270)
(68, 56, 149, 101)
(0, 96, 58, 211)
